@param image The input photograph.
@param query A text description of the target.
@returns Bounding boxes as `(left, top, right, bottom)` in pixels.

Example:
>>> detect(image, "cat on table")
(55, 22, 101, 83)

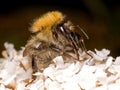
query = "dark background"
(0, 0, 120, 57)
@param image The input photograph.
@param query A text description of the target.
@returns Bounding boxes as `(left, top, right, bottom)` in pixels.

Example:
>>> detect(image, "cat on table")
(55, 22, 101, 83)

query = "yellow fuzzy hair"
(30, 11, 65, 33)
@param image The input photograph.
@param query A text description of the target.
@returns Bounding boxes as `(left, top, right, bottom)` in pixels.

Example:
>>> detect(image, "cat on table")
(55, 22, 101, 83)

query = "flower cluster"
(0, 43, 120, 90)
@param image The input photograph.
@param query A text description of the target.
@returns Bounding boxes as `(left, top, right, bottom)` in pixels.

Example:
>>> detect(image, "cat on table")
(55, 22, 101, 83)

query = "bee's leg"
(31, 55, 39, 73)
(73, 48, 80, 60)
(70, 40, 80, 60)
(50, 44, 78, 61)
(68, 36, 80, 60)
(79, 38, 93, 59)
(25, 55, 37, 87)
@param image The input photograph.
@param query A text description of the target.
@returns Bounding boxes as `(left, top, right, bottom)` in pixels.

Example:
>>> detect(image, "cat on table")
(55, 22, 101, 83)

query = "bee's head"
(52, 19, 89, 52)
(52, 19, 76, 41)
(53, 19, 89, 41)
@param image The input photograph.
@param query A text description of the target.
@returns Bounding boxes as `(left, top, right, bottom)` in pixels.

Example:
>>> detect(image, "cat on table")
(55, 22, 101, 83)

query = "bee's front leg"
(79, 38, 93, 58)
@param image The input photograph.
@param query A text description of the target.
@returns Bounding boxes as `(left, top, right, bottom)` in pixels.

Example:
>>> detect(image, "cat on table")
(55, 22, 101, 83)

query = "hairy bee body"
(24, 11, 88, 72)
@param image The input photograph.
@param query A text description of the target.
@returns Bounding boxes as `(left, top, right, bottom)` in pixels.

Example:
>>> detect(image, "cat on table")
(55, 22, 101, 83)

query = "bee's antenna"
(76, 25, 89, 39)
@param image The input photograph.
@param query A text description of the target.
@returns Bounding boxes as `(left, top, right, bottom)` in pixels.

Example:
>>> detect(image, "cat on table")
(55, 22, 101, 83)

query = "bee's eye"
(57, 25, 73, 42)
(59, 26, 65, 33)
(57, 26, 67, 36)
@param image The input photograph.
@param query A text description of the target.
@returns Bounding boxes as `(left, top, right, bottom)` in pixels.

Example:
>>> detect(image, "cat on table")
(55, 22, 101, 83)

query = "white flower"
(114, 56, 120, 65)
(89, 49, 110, 61)
(0, 43, 120, 90)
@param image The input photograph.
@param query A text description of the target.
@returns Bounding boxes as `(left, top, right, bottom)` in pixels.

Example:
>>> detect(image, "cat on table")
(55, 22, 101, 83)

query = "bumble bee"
(23, 11, 90, 72)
